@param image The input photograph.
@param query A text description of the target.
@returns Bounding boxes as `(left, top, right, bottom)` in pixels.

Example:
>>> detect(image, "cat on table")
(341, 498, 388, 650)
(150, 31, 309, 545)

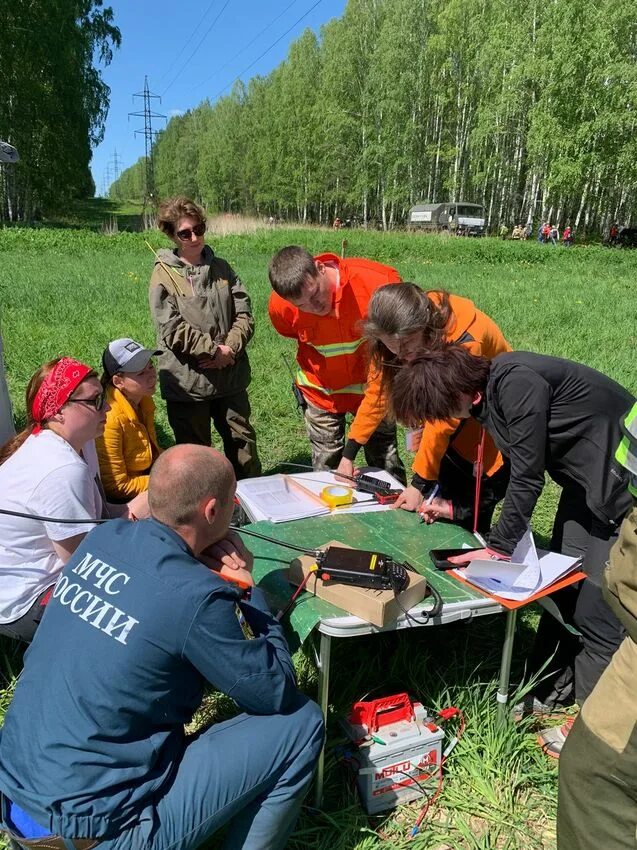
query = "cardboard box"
(288, 541, 428, 627)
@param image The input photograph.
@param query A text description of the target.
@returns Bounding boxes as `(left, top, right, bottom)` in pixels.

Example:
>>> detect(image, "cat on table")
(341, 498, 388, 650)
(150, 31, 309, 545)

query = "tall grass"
(0, 224, 635, 848)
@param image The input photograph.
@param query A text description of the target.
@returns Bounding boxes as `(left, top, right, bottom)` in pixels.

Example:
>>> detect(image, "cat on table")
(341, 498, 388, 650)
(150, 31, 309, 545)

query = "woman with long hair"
(0, 358, 147, 641)
(336, 282, 511, 530)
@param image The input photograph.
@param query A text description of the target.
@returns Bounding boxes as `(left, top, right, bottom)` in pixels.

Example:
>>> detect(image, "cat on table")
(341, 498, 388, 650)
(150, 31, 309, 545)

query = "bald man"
(0, 445, 323, 850)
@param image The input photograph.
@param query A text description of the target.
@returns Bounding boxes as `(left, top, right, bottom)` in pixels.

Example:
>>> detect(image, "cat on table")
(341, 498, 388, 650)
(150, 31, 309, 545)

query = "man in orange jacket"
(337, 284, 512, 530)
(268, 245, 405, 480)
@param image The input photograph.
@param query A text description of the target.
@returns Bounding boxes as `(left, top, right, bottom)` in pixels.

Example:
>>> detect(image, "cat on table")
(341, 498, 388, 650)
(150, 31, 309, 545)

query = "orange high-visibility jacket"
(347, 293, 512, 480)
(268, 253, 401, 414)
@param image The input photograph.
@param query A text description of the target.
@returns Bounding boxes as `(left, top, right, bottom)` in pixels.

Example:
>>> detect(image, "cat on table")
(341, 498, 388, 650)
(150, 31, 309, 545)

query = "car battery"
(341, 692, 444, 815)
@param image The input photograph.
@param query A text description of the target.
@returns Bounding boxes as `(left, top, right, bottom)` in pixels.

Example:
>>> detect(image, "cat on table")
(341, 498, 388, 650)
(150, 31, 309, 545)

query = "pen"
(419, 483, 440, 523)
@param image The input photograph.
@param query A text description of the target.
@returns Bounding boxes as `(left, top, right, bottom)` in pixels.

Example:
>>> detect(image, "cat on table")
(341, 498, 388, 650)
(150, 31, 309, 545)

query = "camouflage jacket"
(149, 246, 253, 402)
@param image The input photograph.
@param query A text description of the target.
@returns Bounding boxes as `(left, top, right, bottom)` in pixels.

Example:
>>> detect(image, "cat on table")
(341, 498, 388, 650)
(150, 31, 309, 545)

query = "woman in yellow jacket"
(96, 338, 162, 501)
(336, 283, 511, 531)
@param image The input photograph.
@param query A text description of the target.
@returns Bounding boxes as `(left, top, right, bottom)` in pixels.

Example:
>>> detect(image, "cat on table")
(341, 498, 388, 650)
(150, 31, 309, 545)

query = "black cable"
(229, 524, 317, 555)
(391, 568, 443, 626)
(211, 0, 324, 101)
(0, 508, 108, 524)
(0, 508, 318, 557)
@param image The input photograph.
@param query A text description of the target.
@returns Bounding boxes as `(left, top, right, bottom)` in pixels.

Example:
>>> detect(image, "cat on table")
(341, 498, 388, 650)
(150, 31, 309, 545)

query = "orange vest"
(268, 253, 402, 414)
(348, 293, 511, 479)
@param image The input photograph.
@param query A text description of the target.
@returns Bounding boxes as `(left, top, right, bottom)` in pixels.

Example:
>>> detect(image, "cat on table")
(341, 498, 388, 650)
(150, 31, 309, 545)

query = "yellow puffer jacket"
(96, 387, 162, 501)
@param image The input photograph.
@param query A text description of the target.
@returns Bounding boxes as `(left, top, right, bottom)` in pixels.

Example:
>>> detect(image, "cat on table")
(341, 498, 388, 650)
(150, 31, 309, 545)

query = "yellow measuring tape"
(320, 485, 354, 509)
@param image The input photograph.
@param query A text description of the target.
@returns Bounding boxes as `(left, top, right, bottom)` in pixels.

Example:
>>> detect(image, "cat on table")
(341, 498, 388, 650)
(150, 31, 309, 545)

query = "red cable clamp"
(438, 707, 461, 721)
(350, 692, 414, 732)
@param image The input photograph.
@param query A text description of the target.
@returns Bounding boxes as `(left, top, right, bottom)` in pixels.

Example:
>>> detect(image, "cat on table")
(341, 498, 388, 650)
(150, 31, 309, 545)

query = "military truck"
(408, 201, 486, 236)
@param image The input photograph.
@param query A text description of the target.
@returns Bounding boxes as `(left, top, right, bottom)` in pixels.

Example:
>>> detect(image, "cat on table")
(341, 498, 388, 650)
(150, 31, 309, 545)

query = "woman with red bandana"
(0, 358, 148, 642)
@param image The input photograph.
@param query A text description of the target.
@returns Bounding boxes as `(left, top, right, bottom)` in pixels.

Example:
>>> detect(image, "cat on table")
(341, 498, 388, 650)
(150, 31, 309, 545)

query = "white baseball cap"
(102, 338, 161, 377)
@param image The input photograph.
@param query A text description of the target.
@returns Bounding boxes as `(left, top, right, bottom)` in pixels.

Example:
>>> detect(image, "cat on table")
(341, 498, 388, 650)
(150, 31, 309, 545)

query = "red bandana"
(31, 358, 92, 434)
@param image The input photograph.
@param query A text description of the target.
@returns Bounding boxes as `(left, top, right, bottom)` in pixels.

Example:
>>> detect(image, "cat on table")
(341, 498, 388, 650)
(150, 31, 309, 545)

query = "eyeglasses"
(66, 391, 106, 412)
(176, 223, 206, 241)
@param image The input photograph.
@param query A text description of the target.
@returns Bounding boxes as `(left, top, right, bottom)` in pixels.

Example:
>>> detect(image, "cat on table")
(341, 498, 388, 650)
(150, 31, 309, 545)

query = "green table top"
(248, 510, 489, 648)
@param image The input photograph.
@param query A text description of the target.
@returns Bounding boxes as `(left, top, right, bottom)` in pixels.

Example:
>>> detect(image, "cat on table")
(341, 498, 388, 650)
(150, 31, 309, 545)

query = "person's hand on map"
(335, 457, 356, 483)
(447, 548, 511, 565)
(199, 531, 254, 587)
(393, 485, 425, 512)
(417, 496, 453, 523)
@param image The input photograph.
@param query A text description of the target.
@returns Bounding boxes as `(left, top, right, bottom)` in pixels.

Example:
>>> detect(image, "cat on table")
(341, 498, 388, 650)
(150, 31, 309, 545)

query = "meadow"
(0, 221, 636, 849)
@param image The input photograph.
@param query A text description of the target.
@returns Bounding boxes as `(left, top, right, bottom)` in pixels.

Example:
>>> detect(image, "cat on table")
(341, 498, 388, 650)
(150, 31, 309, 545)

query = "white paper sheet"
(237, 470, 404, 523)
(452, 528, 581, 602)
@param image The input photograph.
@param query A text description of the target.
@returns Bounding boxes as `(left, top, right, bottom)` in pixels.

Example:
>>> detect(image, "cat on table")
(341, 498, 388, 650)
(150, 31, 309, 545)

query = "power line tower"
(109, 149, 123, 183)
(129, 77, 166, 210)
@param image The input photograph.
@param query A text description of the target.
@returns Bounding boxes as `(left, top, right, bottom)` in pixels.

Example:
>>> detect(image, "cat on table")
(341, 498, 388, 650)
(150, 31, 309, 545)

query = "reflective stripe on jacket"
(268, 253, 401, 414)
(616, 402, 637, 498)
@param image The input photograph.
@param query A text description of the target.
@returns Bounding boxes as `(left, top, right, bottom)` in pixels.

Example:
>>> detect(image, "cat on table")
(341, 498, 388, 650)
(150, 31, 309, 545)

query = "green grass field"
(0, 221, 635, 849)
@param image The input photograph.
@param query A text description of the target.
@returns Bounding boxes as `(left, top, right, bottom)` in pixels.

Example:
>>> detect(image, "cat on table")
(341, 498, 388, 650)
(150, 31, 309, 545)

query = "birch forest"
(0, 1, 120, 222)
(111, 0, 637, 233)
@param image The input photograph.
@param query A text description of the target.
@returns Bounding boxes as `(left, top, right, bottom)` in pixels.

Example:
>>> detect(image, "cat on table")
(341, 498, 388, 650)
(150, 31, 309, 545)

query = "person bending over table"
(149, 196, 261, 480)
(96, 337, 162, 502)
(268, 244, 405, 480)
(0, 357, 148, 642)
(390, 345, 634, 756)
(336, 283, 512, 531)
(0, 445, 324, 850)
(558, 403, 637, 849)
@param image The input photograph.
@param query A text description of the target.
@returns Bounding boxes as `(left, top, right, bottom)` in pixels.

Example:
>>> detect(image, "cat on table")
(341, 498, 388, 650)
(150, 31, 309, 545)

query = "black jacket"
(474, 352, 634, 556)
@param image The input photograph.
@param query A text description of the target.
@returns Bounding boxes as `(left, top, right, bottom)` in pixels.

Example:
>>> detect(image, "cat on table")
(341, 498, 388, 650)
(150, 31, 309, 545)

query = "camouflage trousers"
(303, 402, 406, 484)
(558, 636, 637, 849)
(558, 508, 637, 849)
(166, 391, 262, 480)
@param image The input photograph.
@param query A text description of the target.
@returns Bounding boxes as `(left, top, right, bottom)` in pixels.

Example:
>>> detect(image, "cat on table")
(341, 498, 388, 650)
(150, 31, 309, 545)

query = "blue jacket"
(0, 518, 297, 839)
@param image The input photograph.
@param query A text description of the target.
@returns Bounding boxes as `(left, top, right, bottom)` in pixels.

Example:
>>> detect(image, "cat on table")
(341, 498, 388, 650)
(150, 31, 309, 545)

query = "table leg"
(314, 632, 332, 808)
(496, 609, 517, 724)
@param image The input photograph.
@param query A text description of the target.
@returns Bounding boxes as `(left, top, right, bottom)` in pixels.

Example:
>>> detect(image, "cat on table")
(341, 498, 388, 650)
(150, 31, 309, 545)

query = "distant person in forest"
(524, 222, 533, 240)
(549, 224, 560, 246)
(541, 222, 551, 243)
(149, 197, 261, 480)
(562, 225, 574, 247)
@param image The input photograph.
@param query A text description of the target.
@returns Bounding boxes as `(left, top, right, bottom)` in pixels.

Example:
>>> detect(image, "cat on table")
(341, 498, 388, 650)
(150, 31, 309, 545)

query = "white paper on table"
(452, 527, 581, 602)
(236, 475, 329, 523)
(236, 469, 405, 522)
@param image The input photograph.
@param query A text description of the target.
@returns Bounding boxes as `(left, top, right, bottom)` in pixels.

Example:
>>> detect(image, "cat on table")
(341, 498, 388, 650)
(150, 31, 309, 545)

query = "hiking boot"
(511, 695, 562, 722)
(537, 715, 577, 758)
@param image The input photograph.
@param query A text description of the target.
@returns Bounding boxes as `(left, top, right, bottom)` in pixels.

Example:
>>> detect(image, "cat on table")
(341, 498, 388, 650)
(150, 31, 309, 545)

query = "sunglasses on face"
(66, 391, 106, 412)
(176, 223, 206, 241)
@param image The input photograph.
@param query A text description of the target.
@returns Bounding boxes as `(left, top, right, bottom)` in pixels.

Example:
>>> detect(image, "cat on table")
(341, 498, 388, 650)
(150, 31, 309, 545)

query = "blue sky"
(91, 0, 348, 194)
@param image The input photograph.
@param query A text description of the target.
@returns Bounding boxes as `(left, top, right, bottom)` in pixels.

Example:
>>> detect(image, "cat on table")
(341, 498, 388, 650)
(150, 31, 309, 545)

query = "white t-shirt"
(0, 431, 102, 623)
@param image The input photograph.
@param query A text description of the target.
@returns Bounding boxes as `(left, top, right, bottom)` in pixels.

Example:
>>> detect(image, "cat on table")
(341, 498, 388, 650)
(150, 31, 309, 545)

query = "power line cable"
(157, 0, 220, 87)
(162, 0, 233, 97)
(211, 0, 324, 102)
(192, 0, 303, 95)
